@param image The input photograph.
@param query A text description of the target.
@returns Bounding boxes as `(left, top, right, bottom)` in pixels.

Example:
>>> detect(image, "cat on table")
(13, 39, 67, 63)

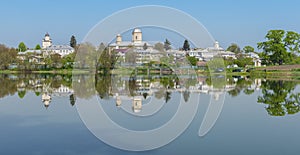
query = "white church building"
(42, 33, 74, 57)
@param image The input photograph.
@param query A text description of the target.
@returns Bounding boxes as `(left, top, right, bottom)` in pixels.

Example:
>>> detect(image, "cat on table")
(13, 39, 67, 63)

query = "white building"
(246, 52, 261, 67)
(45, 45, 74, 57)
(188, 41, 236, 61)
(42, 33, 74, 57)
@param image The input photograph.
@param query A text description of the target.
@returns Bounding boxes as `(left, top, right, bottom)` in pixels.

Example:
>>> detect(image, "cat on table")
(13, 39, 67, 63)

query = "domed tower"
(132, 28, 142, 44)
(116, 34, 122, 45)
(214, 41, 220, 49)
(42, 33, 52, 49)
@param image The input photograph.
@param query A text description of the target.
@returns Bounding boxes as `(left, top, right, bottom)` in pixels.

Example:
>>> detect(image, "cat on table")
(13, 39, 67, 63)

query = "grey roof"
(18, 50, 42, 55)
(45, 45, 74, 50)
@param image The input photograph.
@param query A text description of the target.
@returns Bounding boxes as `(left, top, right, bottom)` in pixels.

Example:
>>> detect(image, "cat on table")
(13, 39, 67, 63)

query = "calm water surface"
(0, 74, 300, 155)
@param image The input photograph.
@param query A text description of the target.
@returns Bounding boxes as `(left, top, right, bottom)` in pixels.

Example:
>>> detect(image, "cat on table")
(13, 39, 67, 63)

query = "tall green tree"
(35, 44, 41, 50)
(70, 35, 77, 48)
(164, 39, 171, 51)
(243, 45, 254, 53)
(257, 30, 299, 65)
(183, 39, 190, 51)
(18, 42, 27, 52)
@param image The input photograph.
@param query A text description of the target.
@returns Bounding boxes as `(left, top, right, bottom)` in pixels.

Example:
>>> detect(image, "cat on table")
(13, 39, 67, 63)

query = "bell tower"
(132, 28, 142, 44)
(42, 32, 52, 49)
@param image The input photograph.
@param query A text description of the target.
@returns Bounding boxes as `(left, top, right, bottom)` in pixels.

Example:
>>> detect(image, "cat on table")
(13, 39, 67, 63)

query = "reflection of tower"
(132, 28, 142, 44)
(213, 93, 220, 101)
(132, 98, 142, 113)
(42, 93, 51, 108)
(116, 96, 122, 107)
(42, 33, 52, 49)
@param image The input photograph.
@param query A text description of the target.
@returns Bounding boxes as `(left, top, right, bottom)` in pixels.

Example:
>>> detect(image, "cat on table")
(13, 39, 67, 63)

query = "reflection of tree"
(73, 74, 96, 99)
(95, 75, 112, 99)
(183, 90, 190, 102)
(0, 74, 18, 98)
(69, 94, 76, 106)
(18, 90, 26, 99)
(165, 91, 172, 103)
(227, 77, 253, 97)
(258, 80, 299, 116)
(128, 77, 136, 97)
(155, 88, 165, 99)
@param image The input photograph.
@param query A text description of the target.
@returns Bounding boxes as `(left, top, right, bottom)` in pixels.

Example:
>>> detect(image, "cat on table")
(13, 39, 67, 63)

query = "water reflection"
(0, 74, 75, 108)
(258, 80, 300, 116)
(0, 74, 299, 116)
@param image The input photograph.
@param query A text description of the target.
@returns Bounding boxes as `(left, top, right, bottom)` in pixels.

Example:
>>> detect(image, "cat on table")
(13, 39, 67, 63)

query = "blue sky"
(1, 0, 300, 50)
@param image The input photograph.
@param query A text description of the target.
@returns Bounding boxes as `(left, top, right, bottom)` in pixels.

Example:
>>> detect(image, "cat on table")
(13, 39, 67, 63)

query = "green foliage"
(243, 45, 254, 53)
(258, 80, 299, 116)
(18, 42, 27, 52)
(35, 44, 41, 50)
(257, 30, 300, 65)
(186, 56, 198, 66)
(0, 44, 18, 69)
(154, 42, 165, 52)
(70, 35, 77, 48)
(125, 49, 136, 64)
(164, 39, 171, 51)
(183, 39, 190, 51)
(234, 57, 254, 67)
(227, 43, 241, 54)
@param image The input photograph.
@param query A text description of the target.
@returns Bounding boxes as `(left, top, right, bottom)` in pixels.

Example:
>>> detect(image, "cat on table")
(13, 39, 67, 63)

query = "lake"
(0, 73, 300, 155)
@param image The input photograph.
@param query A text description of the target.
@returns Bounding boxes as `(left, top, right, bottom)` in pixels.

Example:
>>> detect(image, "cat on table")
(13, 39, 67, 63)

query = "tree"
(143, 43, 148, 50)
(35, 44, 41, 50)
(125, 49, 136, 64)
(187, 56, 198, 66)
(284, 31, 300, 53)
(257, 30, 299, 65)
(18, 42, 27, 52)
(227, 43, 241, 54)
(234, 57, 254, 67)
(70, 35, 77, 48)
(164, 39, 171, 51)
(243, 45, 254, 53)
(183, 39, 190, 51)
(154, 42, 165, 52)
(0, 44, 18, 69)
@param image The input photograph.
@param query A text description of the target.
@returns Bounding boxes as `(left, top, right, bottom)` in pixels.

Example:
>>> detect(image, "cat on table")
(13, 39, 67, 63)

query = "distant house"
(17, 50, 44, 64)
(245, 52, 261, 67)
(188, 41, 236, 61)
